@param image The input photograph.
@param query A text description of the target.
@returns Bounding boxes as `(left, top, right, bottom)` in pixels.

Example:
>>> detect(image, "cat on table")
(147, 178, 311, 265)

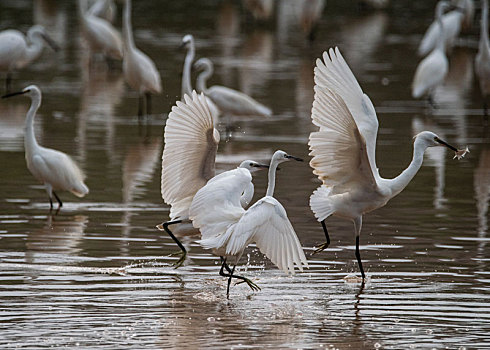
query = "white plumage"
(88, 0, 116, 23)
(475, 0, 490, 115)
(2, 85, 89, 210)
(309, 47, 466, 281)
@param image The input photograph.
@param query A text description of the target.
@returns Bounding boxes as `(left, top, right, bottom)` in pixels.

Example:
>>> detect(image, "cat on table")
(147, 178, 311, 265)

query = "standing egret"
(122, 0, 162, 119)
(0, 25, 58, 93)
(308, 47, 468, 281)
(78, 0, 123, 64)
(412, 1, 450, 104)
(2, 85, 89, 210)
(194, 58, 272, 117)
(189, 150, 308, 298)
(475, 0, 490, 117)
(88, 0, 116, 24)
(158, 91, 267, 267)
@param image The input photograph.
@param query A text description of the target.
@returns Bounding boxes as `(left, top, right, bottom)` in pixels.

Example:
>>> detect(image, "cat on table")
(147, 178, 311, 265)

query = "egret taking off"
(158, 91, 267, 267)
(412, 1, 450, 105)
(475, 0, 490, 117)
(308, 47, 468, 281)
(2, 85, 89, 210)
(194, 57, 272, 117)
(0, 25, 58, 93)
(122, 0, 161, 118)
(189, 150, 308, 298)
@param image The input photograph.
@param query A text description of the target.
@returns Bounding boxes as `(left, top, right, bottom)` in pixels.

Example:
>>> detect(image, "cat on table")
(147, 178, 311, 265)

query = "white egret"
(189, 150, 308, 298)
(0, 25, 58, 92)
(78, 0, 123, 64)
(194, 57, 272, 117)
(418, 0, 473, 57)
(308, 47, 468, 281)
(158, 91, 268, 267)
(475, 0, 490, 116)
(2, 85, 89, 210)
(412, 1, 450, 104)
(88, 0, 116, 24)
(122, 0, 162, 118)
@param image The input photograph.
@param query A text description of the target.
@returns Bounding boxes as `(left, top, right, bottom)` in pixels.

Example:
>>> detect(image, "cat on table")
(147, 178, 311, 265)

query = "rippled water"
(0, 0, 489, 348)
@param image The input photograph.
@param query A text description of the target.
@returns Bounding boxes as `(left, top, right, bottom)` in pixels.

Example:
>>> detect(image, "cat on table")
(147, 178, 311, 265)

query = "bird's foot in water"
(169, 250, 187, 269)
(312, 241, 330, 255)
(236, 277, 261, 292)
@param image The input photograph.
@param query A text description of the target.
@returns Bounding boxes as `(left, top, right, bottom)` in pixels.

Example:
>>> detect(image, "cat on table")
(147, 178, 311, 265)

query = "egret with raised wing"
(309, 47, 468, 281)
(2, 85, 89, 210)
(189, 150, 308, 298)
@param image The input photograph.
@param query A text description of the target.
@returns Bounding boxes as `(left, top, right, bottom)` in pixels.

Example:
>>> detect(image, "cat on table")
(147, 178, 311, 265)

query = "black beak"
(253, 163, 269, 168)
(285, 154, 303, 162)
(41, 33, 60, 52)
(2, 90, 27, 99)
(179, 41, 187, 50)
(435, 137, 458, 151)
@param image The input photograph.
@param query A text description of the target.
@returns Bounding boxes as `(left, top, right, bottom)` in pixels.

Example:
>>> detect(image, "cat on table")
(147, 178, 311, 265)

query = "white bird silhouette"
(158, 91, 267, 268)
(0, 25, 58, 92)
(189, 150, 308, 298)
(475, 0, 490, 117)
(308, 47, 466, 281)
(88, 0, 116, 24)
(122, 0, 162, 118)
(2, 85, 89, 211)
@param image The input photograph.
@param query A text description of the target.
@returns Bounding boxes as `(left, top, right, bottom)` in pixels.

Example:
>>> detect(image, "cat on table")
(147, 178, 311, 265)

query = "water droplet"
(207, 317, 216, 322)
(374, 342, 382, 349)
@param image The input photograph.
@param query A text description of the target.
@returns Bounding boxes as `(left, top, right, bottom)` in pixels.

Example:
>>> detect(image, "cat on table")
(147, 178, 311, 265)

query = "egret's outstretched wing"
(161, 91, 220, 219)
(309, 85, 377, 190)
(314, 47, 380, 180)
(226, 197, 308, 275)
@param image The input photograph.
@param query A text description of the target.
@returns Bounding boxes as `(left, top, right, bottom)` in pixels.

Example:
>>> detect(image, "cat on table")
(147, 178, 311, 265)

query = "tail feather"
(310, 185, 334, 221)
(71, 182, 89, 198)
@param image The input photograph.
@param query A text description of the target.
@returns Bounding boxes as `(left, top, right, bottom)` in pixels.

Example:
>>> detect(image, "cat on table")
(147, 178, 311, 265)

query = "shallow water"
(0, 0, 489, 349)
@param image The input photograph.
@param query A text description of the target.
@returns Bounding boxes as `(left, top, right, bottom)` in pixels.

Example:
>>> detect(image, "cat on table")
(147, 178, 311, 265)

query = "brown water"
(0, 0, 489, 349)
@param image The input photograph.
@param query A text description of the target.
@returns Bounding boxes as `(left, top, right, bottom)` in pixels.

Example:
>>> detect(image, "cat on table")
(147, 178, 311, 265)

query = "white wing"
(227, 197, 308, 275)
(314, 47, 380, 181)
(161, 91, 220, 220)
(309, 81, 378, 191)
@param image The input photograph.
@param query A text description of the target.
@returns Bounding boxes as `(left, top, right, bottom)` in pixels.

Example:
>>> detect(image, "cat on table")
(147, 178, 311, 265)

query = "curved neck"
(388, 140, 427, 196)
(24, 94, 41, 152)
(266, 158, 280, 197)
(196, 65, 212, 93)
(25, 33, 44, 64)
(123, 0, 135, 50)
(240, 181, 254, 207)
(182, 43, 195, 99)
(436, 12, 446, 52)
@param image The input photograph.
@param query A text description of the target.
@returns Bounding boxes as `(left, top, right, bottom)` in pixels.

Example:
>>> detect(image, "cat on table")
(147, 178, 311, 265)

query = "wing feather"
(161, 91, 219, 219)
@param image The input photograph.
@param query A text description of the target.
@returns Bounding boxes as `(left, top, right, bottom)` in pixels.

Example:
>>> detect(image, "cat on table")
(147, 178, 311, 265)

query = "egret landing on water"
(189, 150, 308, 298)
(157, 91, 267, 268)
(2, 86, 89, 211)
(308, 47, 468, 282)
(475, 0, 490, 118)
(0, 25, 59, 93)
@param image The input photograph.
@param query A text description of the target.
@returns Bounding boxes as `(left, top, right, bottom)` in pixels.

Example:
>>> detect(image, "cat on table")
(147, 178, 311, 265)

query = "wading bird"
(88, 0, 116, 24)
(309, 47, 467, 281)
(0, 25, 58, 93)
(475, 0, 490, 117)
(2, 85, 89, 210)
(190, 150, 308, 298)
(412, 1, 450, 105)
(122, 0, 162, 118)
(158, 91, 267, 267)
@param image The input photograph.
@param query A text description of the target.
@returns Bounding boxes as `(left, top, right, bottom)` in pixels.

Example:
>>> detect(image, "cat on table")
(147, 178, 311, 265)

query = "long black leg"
(145, 92, 151, 117)
(355, 236, 365, 280)
(313, 219, 330, 255)
(49, 196, 54, 211)
(218, 257, 260, 299)
(137, 95, 144, 119)
(156, 220, 187, 268)
(53, 191, 63, 209)
(6, 73, 11, 94)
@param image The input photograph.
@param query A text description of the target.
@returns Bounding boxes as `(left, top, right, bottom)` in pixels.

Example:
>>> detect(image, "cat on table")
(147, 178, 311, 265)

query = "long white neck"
(79, 0, 89, 21)
(481, 0, 490, 51)
(240, 181, 254, 207)
(196, 64, 212, 94)
(181, 42, 195, 99)
(24, 94, 41, 154)
(25, 31, 44, 64)
(388, 139, 428, 197)
(266, 158, 280, 197)
(435, 8, 446, 52)
(123, 0, 135, 50)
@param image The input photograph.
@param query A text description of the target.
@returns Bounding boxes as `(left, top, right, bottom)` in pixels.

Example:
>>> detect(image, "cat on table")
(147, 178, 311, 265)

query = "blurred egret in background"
(190, 150, 307, 298)
(88, 0, 116, 24)
(2, 85, 89, 210)
(308, 48, 467, 281)
(475, 0, 490, 117)
(0, 25, 58, 93)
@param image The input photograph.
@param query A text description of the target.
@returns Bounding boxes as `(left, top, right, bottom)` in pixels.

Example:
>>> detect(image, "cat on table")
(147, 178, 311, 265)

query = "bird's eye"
(249, 163, 253, 166)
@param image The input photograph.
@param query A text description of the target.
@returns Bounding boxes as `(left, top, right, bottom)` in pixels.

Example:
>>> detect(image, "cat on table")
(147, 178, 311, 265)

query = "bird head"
(29, 25, 60, 52)
(193, 58, 212, 72)
(238, 160, 269, 173)
(180, 34, 194, 50)
(2, 85, 41, 100)
(414, 131, 469, 159)
(272, 150, 303, 165)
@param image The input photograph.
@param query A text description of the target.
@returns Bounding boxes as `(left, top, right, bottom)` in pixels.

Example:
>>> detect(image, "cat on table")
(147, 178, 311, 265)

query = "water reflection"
(0, 102, 33, 152)
(242, 0, 275, 21)
(474, 148, 490, 238)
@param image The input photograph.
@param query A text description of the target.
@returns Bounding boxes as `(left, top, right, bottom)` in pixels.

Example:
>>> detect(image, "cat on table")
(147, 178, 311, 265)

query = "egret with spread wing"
(189, 150, 308, 298)
(309, 47, 467, 281)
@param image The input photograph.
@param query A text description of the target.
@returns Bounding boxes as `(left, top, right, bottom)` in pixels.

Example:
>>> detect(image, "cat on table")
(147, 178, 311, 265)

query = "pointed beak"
(285, 154, 303, 162)
(41, 33, 60, 52)
(179, 41, 187, 50)
(253, 163, 269, 169)
(435, 137, 458, 151)
(2, 90, 27, 99)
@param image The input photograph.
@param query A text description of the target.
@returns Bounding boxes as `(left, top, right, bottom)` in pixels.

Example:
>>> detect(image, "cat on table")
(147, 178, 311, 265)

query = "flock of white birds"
(0, 0, 480, 297)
